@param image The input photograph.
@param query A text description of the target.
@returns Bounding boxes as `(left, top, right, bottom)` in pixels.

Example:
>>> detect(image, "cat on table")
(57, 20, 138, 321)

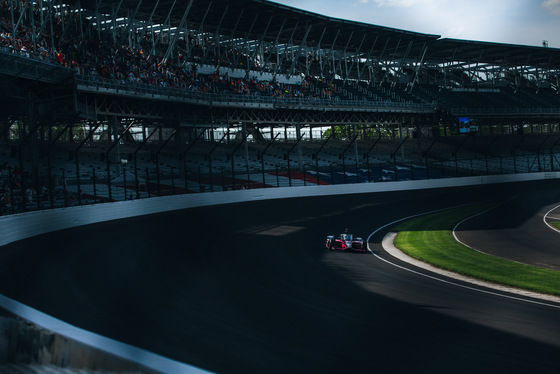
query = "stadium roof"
(426, 39, 560, 68)
(71, 0, 560, 68)
(75, 0, 440, 58)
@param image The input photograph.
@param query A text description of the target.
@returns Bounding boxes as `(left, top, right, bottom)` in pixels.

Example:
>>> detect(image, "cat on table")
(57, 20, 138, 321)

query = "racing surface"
(1, 180, 560, 373)
(456, 191, 560, 270)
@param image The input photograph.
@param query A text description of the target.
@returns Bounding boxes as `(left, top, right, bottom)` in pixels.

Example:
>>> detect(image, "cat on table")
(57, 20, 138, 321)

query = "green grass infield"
(393, 203, 560, 297)
(551, 221, 560, 231)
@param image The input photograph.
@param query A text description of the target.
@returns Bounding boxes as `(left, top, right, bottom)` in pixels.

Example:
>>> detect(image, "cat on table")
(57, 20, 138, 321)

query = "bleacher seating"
(2, 0, 560, 214)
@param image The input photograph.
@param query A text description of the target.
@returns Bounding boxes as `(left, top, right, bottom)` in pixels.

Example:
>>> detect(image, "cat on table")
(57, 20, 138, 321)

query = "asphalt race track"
(456, 190, 560, 271)
(1, 180, 560, 373)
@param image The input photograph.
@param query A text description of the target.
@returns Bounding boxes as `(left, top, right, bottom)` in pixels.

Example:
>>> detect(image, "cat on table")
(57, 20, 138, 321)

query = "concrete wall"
(3, 172, 556, 248)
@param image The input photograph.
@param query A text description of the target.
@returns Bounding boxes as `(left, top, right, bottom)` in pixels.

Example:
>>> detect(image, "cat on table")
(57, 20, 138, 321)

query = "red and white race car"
(325, 230, 366, 252)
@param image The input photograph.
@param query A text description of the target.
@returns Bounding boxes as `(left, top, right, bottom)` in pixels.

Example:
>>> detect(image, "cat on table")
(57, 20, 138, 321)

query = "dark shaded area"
(0, 309, 158, 372)
(1, 180, 560, 373)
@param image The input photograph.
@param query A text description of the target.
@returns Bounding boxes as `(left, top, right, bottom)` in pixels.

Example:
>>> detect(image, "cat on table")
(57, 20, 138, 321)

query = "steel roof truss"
(59, 1, 84, 45)
(379, 38, 400, 85)
(323, 28, 340, 78)
(376, 37, 390, 65)
(290, 23, 312, 75)
(345, 33, 366, 82)
(213, 4, 229, 62)
(536, 55, 552, 93)
(409, 42, 428, 93)
(123, 0, 143, 41)
(251, 16, 273, 70)
(391, 40, 413, 88)
(34, 0, 54, 49)
(238, 12, 258, 69)
(163, 0, 194, 63)
(107, 0, 124, 43)
(229, 8, 244, 55)
(276, 21, 298, 75)
(358, 35, 378, 82)
(12, 0, 30, 38)
(311, 26, 326, 77)
(150, 0, 177, 56)
(442, 46, 458, 87)
(145, 0, 160, 35)
(335, 31, 353, 81)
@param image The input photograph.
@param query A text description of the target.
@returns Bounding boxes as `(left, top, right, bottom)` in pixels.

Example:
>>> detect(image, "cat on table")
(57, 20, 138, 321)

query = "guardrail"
(450, 106, 560, 116)
(0, 49, 74, 83)
(75, 75, 437, 112)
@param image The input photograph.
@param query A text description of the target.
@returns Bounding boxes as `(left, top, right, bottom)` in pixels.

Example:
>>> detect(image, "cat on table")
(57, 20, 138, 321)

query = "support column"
(416, 122, 423, 162)
(113, 116, 121, 175)
(296, 123, 303, 171)
(399, 122, 405, 161)
(353, 125, 359, 162)
(28, 106, 40, 205)
(243, 123, 250, 176)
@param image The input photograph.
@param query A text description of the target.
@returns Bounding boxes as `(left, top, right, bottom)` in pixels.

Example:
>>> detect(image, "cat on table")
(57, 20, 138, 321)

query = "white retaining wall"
(2, 172, 557, 247)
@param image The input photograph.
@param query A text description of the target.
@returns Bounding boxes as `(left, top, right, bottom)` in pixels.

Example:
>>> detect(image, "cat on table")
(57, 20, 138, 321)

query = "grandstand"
(1, 0, 560, 215)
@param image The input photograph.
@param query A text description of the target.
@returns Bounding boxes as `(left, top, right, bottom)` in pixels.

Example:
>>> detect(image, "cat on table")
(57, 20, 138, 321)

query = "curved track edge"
(379, 232, 560, 306)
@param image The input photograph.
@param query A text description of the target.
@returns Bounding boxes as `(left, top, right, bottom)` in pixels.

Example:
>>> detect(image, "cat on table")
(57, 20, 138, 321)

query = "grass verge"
(393, 203, 560, 297)
(551, 221, 560, 231)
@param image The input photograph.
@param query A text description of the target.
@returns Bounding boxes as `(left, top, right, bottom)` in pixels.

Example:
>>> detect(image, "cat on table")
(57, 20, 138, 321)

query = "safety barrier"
(2, 171, 557, 248)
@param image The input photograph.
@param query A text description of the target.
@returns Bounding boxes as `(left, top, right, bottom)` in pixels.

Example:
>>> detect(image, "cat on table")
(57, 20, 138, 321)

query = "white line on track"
(543, 204, 560, 234)
(365, 206, 560, 309)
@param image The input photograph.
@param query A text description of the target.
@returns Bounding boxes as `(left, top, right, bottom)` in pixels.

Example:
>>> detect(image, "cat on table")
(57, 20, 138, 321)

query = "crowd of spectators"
(0, 1, 343, 101)
(0, 1, 70, 63)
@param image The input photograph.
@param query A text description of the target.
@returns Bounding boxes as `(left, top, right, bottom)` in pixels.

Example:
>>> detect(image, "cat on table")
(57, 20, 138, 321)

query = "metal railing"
(74, 75, 436, 112)
(0, 49, 74, 83)
(450, 106, 560, 116)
